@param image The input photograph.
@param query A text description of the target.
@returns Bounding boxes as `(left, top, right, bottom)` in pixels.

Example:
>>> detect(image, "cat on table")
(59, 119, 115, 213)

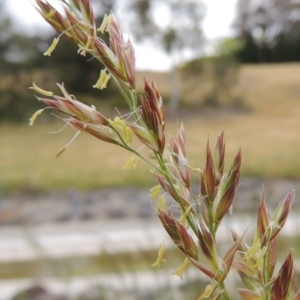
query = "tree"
(233, 0, 300, 63)
(0, 0, 206, 121)
(34, 0, 205, 112)
(180, 38, 243, 111)
(0, 1, 16, 70)
(0, 1, 44, 122)
(125, 0, 206, 112)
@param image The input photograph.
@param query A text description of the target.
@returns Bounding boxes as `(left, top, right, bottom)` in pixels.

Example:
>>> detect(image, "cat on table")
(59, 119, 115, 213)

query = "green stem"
(112, 121, 198, 242)
(130, 89, 137, 111)
(218, 282, 231, 300)
(129, 89, 143, 126)
(206, 201, 216, 239)
(109, 125, 160, 172)
(188, 187, 201, 216)
(113, 77, 134, 111)
(113, 78, 142, 125)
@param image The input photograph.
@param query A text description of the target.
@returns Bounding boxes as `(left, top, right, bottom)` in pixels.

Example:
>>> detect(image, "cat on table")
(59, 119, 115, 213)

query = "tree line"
(1, 0, 300, 122)
(233, 0, 300, 63)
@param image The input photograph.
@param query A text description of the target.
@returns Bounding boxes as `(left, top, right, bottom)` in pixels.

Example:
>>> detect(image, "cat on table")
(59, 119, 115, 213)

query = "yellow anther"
(29, 82, 53, 96)
(29, 109, 45, 126)
(79, 35, 92, 56)
(198, 282, 218, 300)
(188, 165, 201, 172)
(172, 258, 190, 279)
(97, 13, 113, 33)
(152, 244, 167, 268)
(54, 131, 81, 162)
(122, 155, 139, 170)
(243, 234, 266, 270)
(124, 125, 133, 144)
(55, 146, 67, 162)
(157, 195, 166, 211)
(110, 116, 132, 144)
(149, 185, 161, 201)
(44, 37, 59, 56)
(93, 69, 111, 89)
(179, 205, 193, 225)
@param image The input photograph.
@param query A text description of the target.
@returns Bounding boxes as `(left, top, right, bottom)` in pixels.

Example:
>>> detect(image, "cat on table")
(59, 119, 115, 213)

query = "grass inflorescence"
(13, 1, 300, 299)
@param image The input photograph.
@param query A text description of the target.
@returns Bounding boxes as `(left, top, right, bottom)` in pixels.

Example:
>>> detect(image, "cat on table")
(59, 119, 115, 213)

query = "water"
(1, 213, 299, 261)
(0, 213, 299, 299)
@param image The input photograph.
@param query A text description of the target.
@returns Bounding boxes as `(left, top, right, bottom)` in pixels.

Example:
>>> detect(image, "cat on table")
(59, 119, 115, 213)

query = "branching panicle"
(29, 1, 297, 299)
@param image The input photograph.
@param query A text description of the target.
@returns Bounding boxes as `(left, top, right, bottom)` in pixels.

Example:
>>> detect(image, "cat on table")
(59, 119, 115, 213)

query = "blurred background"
(1, 0, 300, 299)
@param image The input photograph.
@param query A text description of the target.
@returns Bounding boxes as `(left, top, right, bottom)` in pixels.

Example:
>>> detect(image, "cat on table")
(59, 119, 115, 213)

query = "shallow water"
(0, 212, 299, 263)
(0, 212, 299, 299)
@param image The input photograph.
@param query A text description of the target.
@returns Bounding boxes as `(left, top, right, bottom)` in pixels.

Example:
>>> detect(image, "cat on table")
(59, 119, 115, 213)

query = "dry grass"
(1, 63, 300, 193)
(0, 247, 186, 279)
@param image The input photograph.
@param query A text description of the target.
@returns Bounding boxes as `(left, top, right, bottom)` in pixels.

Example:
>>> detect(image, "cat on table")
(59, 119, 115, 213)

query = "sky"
(7, 0, 238, 70)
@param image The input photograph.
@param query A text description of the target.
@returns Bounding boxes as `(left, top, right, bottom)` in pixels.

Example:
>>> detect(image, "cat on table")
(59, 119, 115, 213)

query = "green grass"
(0, 246, 207, 299)
(1, 63, 300, 193)
(0, 247, 185, 280)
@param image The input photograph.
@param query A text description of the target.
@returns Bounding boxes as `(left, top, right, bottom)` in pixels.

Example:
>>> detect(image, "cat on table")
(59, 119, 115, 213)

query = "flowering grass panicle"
(29, 1, 298, 299)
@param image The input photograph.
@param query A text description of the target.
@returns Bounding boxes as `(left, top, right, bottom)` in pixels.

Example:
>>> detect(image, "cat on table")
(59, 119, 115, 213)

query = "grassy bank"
(1, 63, 300, 193)
(0, 247, 185, 280)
